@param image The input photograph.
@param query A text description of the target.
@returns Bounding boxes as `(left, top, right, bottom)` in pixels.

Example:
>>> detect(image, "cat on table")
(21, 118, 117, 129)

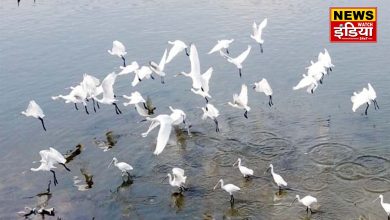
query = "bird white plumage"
(293, 74, 318, 94)
(142, 114, 174, 155)
(108, 40, 127, 66)
(208, 39, 234, 54)
(119, 61, 139, 76)
(373, 194, 390, 217)
(228, 84, 250, 118)
(166, 167, 187, 190)
(177, 44, 203, 90)
(95, 72, 122, 114)
(201, 103, 220, 132)
(293, 195, 318, 213)
(267, 164, 287, 189)
(132, 66, 153, 87)
(213, 179, 240, 204)
(166, 40, 188, 64)
(250, 18, 268, 52)
(253, 78, 273, 106)
(149, 49, 168, 83)
(190, 67, 213, 103)
(220, 45, 251, 77)
(21, 100, 47, 131)
(108, 157, 133, 176)
(123, 91, 149, 117)
(233, 158, 254, 177)
(351, 83, 379, 115)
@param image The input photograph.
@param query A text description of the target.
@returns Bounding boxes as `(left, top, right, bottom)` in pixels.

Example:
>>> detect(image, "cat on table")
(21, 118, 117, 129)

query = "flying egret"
(220, 45, 251, 77)
(373, 194, 390, 219)
(213, 179, 240, 205)
(166, 40, 189, 64)
(21, 100, 47, 131)
(169, 106, 190, 135)
(108, 40, 127, 66)
(191, 67, 213, 103)
(118, 61, 139, 76)
(233, 158, 254, 178)
(52, 85, 89, 114)
(291, 195, 318, 214)
(81, 73, 101, 112)
(306, 60, 327, 84)
(142, 114, 174, 155)
(266, 164, 287, 191)
(175, 44, 203, 90)
(108, 157, 133, 176)
(123, 91, 151, 117)
(149, 49, 168, 84)
(351, 83, 379, 115)
(164, 167, 187, 193)
(132, 66, 154, 87)
(95, 72, 122, 114)
(201, 103, 220, 132)
(250, 18, 268, 53)
(208, 39, 234, 54)
(228, 84, 251, 119)
(253, 78, 273, 106)
(318, 48, 334, 72)
(31, 147, 71, 186)
(293, 74, 318, 94)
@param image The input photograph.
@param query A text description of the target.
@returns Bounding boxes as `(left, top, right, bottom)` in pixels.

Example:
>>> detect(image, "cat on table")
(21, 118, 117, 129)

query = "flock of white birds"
(20, 17, 387, 218)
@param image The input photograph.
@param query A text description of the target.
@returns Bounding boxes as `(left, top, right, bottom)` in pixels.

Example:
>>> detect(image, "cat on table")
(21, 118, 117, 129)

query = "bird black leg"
(18, 0, 20, 6)
(320, 74, 324, 84)
(205, 97, 209, 103)
(330, 67, 332, 72)
(151, 75, 155, 80)
(226, 48, 229, 54)
(244, 111, 248, 119)
(374, 100, 379, 110)
(230, 195, 234, 205)
(239, 69, 242, 78)
(60, 163, 71, 172)
(269, 95, 273, 107)
(50, 170, 58, 186)
(92, 99, 97, 112)
(46, 180, 51, 193)
(113, 103, 122, 114)
(311, 88, 314, 94)
(96, 100, 100, 109)
(38, 117, 47, 131)
(387, 215, 389, 220)
(74, 103, 79, 110)
(214, 119, 220, 132)
(121, 56, 126, 67)
(84, 106, 89, 115)
(161, 77, 165, 84)
(143, 102, 148, 110)
(306, 206, 309, 213)
(260, 44, 263, 53)
(185, 48, 189, 56)
(365, 103, 369, 115)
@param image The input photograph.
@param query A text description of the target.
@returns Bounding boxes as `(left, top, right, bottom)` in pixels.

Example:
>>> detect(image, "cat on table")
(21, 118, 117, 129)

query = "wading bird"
(233, 158, 254, 178)
(191, 67, 213, 103)
(123, 91, 150, 117)
(21, 100, 47, 131)
(108, 157, 133, 176)
(108, 40, 127, 66)
(118, 61, 139, 76)
(149, 49, 168, 84)
(351, 83, 379, 115)
(291, 195, 318, 214)
(164, 167, 187, 193)
(250, 18, 268, 53)
(373, 194, 390, 220)
(228, 84, 251, 118)
(142, 114, 174, 155)
(293, 74, 318, 94)
(220, 45, 251, 77)
(318, 48, 334, 73)
(253, 78, 273, 106)
(169, 106, 190, 135)
(81, 73, 101, 112)
(166, 40, 189, 64)
(132, 66, 154, 87)
(266, 164, 287, 191)
(52, 85, 89, 114)
(213, 179, 240, 205)
(175, 44, 204, 91)
(95, 72, 122, 114)
(208, 39, 234, 54)
(31, 147, 71, 186)
(201, 103, 220, 132)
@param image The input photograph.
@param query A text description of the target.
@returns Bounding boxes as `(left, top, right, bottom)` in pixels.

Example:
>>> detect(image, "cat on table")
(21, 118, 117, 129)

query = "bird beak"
(161, 176, 168, 183)
(232, 160, 238, 167)
(108, 160, 113, 168)
(372, 197, 379, 203)
(264, 167, 271, 175)
(213, 182, 220, 190)
(290, 198, 297, 206)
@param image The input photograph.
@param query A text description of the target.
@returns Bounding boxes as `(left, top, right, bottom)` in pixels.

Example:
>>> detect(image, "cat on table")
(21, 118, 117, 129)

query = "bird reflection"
(171, 192, 185, 211)
(19, 181, 55, 218)
(74, 168, 94, 191)
(223, 205, 239, 218)
(65, 144, 83, 163)
(94, 131, 119, 151)
(17, 0, 36, 7)
(112, 178, 133, 193)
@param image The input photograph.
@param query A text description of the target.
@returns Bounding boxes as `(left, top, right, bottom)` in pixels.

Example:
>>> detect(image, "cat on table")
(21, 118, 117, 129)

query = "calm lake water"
(1, 0, 390, 219)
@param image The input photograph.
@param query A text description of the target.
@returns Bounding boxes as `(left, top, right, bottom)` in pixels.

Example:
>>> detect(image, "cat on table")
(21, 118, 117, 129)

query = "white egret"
(21, 100, 47, 131)
(291, 195, 318, 214)
(266, 164, 287, 191)
(306, 60, 327, 84)
(228, 84, 251, 119)
(318, 48, 334, 72)
(95, 72, 122, 114)
(118, 61, 139, 76)
(132, 66, 154, 87)
(166, 40, 189, 64)
(108, 40, 127, 66)
(165, 167, 187, 193)
(191, 67, 213, 103)
(293, 74, 318, 94)
(142, 114, 174, 155)
(220, 45, 251, 77)
(81, 73, 101, 112)
(31, 147, 71, 185)
(213, 179, 240, 204)
(351, 83, 379, 115)
(149, 49, 168, 84)
(373, 194, 390, 219)
(123, 91, 150, 117)
(52, 85, 89, 114)
(175, 44, 203, 90)
(108, 157, 133, 176)
(201, 103, 220, 132)
(253, 78, 273, 106)
(208, 39, 234, 54)
(233, 158, 254, 178)
(169, 106, 190, 135)
(250, 18, 268, 53)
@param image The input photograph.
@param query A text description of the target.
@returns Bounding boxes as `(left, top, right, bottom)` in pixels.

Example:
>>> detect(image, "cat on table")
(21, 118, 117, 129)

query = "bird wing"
(49, 147, 66, 164)
(101, 72, 117, 100)
(208, 42, 223, 54)
(172, 167, 185, 178)
(189, 44, 202, 89)
(258, 18, 268, 32)
(159, 49, 168, 70)
(207, 104, 219, 117)
(351, 90, 368, 112)
(166, 43, 183, 63)
(113, 40, 126, 55)
(239, 84, 248, 106)
(367, 83, 377, 100)
(128, 91, 146, 104)
(201, 67, 213, 92)
(252, 21, 258, 37)
(119, 62, 139, 75)
(29, 100, 45, 117)
(153, 116, 173, 155)
(234, 45, 251, 64)
(293, 75, 314, 90)
(259, 78, 272, 95)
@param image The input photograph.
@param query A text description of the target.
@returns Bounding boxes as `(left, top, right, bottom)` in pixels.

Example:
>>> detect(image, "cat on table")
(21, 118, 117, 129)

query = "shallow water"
(1, 0, 390, 219)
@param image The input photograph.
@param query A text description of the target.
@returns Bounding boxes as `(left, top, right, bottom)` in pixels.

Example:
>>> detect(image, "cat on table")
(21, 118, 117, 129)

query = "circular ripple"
(194, 136, 221, 149)
(211, 151, 236, 167)
(246, 131, 278, 143)
(334, 162, 367, 181)
(241, 138, 293, 161)
(363, 177, 390, 193)
(336, 186, 366, 203)
(354, 155, 389, 176)
(301, 176, 328, 191)
(307, 143, 354, 166)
